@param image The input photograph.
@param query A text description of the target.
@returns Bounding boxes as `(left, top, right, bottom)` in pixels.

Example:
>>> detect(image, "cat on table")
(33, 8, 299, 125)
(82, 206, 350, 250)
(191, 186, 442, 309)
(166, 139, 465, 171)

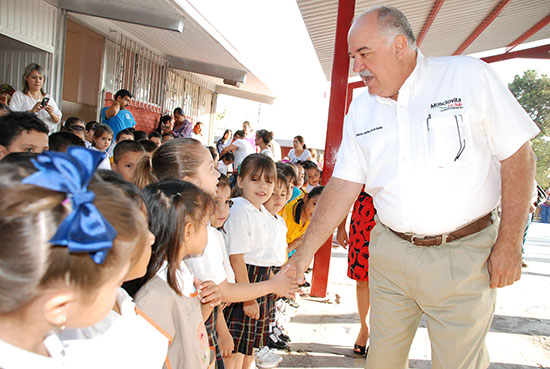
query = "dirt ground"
(276, 222, 550, 369)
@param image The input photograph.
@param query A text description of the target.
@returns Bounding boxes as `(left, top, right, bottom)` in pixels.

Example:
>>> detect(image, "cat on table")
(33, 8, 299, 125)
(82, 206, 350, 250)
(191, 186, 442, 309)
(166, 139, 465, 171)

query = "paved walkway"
(278, 222, 550, 369)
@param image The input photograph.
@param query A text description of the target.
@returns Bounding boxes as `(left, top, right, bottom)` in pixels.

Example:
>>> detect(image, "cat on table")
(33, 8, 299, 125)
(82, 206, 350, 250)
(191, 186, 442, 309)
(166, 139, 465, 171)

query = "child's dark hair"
(113, 140, 145, 164)
(301, 160, 319, 171)
(0, 164, 146, 312)
(133, 130, 147, 141)
(63, 117, 84, 130)
(0, 112, 49, 148)
(116, 128, 135, 141)
(86, 121, 98, 132)
(276, 161, 298, 186)
(234, 130, 245, 139)
(217, 174, 231, 191)
(276, 170, 290, 191)
(134, 138, 206, 189)
(138, 139, 158, 153)
(157, 115, 172, 132)
(130, 180, 213, 296)
(207, 146, 218, 160)
(220, 151, 235, 163)
(293, 185, 324, 224)
(238, 153, 276, 183)
(162, 132, 174, 140)
(93, 123, 113, 140)
(48, 132, 85, 152)
(149, 131, 161, 140)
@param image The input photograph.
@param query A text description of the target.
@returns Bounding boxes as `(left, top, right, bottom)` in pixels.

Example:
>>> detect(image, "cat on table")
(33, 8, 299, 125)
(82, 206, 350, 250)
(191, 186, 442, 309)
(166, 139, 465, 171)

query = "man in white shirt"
(290, 6, 538, 369)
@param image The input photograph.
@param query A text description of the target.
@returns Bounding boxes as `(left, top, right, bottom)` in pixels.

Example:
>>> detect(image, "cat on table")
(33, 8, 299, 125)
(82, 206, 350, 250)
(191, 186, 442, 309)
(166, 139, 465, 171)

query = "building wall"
(0, 43, 52, 92)
(103, 91, 162, 134)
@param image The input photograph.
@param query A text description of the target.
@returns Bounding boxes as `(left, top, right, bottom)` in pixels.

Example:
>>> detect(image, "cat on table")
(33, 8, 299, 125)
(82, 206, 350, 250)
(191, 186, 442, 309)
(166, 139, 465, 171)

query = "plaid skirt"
(204, 305, 225, 369)
(224, 264, 272, 355)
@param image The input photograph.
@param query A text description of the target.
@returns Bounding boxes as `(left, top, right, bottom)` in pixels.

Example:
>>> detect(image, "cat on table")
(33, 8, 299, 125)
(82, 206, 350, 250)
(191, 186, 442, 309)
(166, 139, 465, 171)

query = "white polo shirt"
(333, 51, 539, 235)
(224, 197, 279, 267)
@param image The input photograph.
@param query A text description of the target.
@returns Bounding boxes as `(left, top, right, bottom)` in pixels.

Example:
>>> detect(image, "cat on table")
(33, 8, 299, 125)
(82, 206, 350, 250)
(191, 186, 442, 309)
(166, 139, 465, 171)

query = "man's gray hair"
(367, 6, 417, 50)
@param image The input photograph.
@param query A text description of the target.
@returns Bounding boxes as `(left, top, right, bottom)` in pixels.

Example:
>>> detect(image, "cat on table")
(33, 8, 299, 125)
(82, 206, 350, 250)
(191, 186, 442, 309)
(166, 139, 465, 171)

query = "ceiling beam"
(215, 85, 275, 105)
(166, 56, 247, 83)
(481, 44, 550, 63)
(452, 0, 511, 55)
(58, 0, 184, 32)
(417, 0, 445, 47)
(506, 14, 550, 53)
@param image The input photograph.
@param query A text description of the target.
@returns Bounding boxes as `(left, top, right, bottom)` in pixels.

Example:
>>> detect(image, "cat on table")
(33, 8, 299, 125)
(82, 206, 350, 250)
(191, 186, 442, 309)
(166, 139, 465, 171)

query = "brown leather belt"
(390, 212, 494, 247)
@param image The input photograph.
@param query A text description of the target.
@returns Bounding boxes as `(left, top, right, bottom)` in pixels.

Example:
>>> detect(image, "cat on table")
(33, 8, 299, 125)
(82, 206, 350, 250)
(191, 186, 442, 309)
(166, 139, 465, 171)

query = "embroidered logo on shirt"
(356, 126, 383, 137)
(430, 97, 463, 112)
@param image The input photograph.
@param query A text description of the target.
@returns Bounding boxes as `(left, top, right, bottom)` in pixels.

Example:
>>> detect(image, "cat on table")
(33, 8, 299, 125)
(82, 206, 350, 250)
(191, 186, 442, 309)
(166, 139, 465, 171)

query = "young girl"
(0, 147, 146, 368)
(133, 180, 218, 369)
(60, 172, 169, 369)
(92, 124, 114, 170)
(301, 160, 321, 193)
(223, 154, 285, 369)
(282, 185, 325, 257)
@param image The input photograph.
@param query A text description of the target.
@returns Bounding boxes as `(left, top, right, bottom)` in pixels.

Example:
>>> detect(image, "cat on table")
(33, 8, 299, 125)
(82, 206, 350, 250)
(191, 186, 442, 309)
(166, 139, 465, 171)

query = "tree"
(509, 70, 550, 188)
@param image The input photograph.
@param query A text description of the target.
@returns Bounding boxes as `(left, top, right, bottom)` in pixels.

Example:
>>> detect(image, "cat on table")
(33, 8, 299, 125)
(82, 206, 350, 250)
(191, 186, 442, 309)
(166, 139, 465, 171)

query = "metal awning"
(296, 0, 550, 81)
(62, 0, 276, 104)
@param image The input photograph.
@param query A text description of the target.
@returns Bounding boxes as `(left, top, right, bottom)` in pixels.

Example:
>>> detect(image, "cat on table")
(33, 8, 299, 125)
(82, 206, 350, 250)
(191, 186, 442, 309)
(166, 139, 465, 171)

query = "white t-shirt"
(270, 214, 288, 267)
(218, 161, 231, 176)
(0, 334, 65, 369)
(288, 148, 311, 163)
(191, 132, 207, 145)
(271, 140, 282, 161)
(223, 197, 279, 266)
(60, 288, 168, 369)
(261, 148, 274, 159)
(9, 91, 62, 132)
(333, 51, 540, 235)
(184, 226, 235, 285)
(90, 147, 112, 170)
(232, 139, 255, 168)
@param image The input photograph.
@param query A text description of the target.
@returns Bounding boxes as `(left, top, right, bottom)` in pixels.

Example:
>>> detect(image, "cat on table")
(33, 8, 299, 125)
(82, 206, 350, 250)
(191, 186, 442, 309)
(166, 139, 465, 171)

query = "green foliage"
(509, 70, 550, 188)
(216, 108, 227, 121)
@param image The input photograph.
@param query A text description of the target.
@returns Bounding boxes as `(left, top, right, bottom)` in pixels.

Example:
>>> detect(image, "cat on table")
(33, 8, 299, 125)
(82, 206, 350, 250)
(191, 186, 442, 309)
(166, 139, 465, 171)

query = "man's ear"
(393, 34, 408, 59)
(43, 290, 76, 328)
(0, 145, 8, 160)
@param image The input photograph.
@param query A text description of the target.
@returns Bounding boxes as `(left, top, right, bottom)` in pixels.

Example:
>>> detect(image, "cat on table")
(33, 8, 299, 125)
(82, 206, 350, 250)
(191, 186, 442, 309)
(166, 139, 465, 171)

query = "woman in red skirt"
(337, 191, 376, 357)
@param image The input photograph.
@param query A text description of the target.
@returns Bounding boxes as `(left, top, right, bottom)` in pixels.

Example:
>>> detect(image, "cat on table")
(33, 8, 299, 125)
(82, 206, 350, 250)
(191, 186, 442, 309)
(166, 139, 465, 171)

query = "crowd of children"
(0, 109, 327, 369)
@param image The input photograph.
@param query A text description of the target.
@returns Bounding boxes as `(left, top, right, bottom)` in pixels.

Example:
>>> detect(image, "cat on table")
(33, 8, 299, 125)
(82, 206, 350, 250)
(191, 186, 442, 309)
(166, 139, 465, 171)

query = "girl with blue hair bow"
(0, 148, 150, 368)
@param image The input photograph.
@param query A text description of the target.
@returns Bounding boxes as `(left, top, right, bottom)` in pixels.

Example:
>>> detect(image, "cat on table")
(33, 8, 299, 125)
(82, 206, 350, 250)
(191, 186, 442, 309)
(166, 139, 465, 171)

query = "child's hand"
(271, 264, 300, 298)
(197, 280, 222, 307)
(243, 300, 260, 319)
(218, 326, 234, 358)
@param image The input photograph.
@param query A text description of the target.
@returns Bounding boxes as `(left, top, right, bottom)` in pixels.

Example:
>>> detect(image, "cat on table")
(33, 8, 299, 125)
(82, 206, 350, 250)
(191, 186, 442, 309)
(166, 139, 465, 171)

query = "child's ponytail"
(133, 154, 157, 189)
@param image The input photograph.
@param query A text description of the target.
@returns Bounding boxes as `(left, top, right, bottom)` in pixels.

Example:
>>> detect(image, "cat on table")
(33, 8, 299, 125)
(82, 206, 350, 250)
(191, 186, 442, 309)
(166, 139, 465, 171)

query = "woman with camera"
(9, 63, 62, 132)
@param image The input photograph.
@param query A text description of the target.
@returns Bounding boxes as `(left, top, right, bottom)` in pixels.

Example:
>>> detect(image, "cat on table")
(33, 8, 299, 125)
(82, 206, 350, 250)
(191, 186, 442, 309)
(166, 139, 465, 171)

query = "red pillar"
(310, 0, 356, 298)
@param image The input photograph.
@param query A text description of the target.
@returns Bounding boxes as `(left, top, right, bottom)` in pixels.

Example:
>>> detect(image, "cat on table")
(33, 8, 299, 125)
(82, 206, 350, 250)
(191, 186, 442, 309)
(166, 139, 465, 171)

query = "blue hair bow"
(22, 147, 117, 264)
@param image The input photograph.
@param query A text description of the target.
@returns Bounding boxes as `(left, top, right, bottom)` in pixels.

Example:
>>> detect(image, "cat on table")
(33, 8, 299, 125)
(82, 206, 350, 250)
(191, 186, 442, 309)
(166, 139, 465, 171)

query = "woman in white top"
(288, 135, 311, 163)
(9, 63, 62, 132)
(255, 129, 274, 159)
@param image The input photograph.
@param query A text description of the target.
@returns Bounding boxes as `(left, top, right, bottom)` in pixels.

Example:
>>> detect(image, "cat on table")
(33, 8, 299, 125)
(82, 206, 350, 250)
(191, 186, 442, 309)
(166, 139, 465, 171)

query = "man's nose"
(352, 57, 363, 74)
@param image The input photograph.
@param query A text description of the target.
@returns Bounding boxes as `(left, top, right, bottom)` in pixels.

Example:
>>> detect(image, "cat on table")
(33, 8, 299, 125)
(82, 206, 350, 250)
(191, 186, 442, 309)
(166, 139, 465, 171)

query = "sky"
(189, 0, 550, 149)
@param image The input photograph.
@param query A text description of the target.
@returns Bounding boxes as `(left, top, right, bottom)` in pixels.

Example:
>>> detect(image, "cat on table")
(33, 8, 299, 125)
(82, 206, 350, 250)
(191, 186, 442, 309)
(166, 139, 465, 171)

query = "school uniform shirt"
(333, 51, 540, 235)
(134, 262, 213, 369)
(281, 198, 309, 244)
(223, 197, 279, 267)
(59, 288, 169, 369)
(90, 146, 112, 170)
(0, 333, 65, 369)
(184, 225, 235, 285)
(9, 90, 62, 132)
(270, 214, 289, 267)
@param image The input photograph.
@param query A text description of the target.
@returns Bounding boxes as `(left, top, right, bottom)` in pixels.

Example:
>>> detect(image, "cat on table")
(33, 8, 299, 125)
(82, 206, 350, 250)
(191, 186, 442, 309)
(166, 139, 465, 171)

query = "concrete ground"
(276, 222, 550, 369)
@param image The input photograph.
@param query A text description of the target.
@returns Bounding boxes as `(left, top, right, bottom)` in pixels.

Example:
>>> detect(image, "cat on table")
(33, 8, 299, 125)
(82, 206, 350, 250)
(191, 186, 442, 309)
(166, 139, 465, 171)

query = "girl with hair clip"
(132, 180, 219, 369)
(0, 147, 147, 368)
(60, 171, 170, 369)
(222, 154, 297, 369)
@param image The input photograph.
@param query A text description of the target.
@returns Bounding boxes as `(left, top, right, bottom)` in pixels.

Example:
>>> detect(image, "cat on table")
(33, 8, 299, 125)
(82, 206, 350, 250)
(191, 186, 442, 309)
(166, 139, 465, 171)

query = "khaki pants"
(365, 219, 498, 369)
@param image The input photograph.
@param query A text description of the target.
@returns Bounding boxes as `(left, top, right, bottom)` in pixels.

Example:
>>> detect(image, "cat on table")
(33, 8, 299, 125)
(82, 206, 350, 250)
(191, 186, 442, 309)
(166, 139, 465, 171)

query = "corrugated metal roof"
(296, 0, 550, 80)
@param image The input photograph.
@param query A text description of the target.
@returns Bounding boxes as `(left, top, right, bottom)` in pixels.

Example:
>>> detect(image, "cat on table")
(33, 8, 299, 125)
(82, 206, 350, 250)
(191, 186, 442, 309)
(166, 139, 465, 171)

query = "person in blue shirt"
(101, 89, 136, 139)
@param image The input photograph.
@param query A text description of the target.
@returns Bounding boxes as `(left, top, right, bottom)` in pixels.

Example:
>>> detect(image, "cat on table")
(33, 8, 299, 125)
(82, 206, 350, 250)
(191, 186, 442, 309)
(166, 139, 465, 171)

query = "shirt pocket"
(424, 113, 472, 167)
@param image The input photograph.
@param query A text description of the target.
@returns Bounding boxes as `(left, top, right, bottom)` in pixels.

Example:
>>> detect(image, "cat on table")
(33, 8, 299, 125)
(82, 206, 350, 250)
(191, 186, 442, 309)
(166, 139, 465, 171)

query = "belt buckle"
(410, 234, 420, 245)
